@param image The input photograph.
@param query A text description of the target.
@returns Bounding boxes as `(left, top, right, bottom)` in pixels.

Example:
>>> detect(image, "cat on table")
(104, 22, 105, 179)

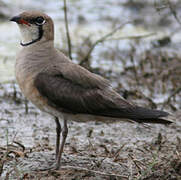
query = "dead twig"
(0, 150, 11, 177)
(154, 0, 168, 12)
(24, 98, 29, 114)
(128, 154, 142, 174)
(167, 0, 181, 26)
(63, 0, 72, 60)
(112, 143, 126, 161)
(161, 85, 181, 110)
(13, 141, 25, 152)
(79, 21, 132, 66)
(105, 32, 156, 41)
(129, 45, 140, 86)
(5, 169, 14, 180)
(0, 158, 5, 177)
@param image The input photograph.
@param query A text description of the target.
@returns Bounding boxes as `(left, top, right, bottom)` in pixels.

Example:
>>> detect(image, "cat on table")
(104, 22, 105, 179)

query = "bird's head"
(10, 11, 54, 46)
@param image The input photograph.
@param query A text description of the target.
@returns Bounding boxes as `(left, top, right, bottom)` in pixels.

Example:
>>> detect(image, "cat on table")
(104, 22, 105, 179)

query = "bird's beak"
(10, 16, 21, 23)
(10, 16, 30, 26)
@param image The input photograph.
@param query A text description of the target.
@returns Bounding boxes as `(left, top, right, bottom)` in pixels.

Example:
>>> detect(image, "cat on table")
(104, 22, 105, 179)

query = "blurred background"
(0, 0, 180, 109)
(0, 0, 181, 179)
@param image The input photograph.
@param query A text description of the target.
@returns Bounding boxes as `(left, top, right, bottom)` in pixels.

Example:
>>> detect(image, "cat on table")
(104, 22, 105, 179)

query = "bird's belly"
(62, 113, 133, 123)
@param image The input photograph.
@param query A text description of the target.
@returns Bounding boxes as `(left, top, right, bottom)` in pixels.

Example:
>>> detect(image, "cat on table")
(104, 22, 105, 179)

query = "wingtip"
(158, 118, 173, 124)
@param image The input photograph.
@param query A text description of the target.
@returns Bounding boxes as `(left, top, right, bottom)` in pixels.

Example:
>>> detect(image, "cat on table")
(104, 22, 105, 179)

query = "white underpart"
(18, 24, 39, 44)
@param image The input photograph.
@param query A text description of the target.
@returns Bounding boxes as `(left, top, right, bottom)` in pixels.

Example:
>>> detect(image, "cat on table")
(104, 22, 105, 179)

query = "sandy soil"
(0, 82, 180, 179)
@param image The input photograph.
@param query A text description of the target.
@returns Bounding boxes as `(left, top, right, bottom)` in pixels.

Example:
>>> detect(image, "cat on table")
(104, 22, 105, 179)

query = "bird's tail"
(98, 106, 172, 124)
(120, 106, 172, 124)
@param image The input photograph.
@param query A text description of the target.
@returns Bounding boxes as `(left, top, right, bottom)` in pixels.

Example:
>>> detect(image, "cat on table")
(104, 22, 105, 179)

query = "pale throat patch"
(19, 24, 39, 44)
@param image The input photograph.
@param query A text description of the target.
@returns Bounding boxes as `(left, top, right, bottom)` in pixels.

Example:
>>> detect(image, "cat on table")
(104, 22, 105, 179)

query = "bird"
(10, 11, 172, 170)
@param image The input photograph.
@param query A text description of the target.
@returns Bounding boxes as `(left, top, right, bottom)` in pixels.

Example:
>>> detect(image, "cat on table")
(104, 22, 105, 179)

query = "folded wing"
(34, 64, 171, 124)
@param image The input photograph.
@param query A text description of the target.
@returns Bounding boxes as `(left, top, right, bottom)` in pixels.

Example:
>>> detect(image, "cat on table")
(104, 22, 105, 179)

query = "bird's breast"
(15, 58, 48, 112)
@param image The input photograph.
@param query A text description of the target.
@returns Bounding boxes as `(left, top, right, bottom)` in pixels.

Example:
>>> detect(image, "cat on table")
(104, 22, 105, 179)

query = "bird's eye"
(35, 17, 45, 25)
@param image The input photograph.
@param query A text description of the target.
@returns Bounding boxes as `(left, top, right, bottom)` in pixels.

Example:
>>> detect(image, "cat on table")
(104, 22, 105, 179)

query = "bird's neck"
(21, 40, 54, 50)
(17, 40, 55, 73)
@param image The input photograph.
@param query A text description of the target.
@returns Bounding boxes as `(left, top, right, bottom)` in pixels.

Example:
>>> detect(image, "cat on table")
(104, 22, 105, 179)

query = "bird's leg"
(54, 116, 61, 160)
(55, 118, 68, 169)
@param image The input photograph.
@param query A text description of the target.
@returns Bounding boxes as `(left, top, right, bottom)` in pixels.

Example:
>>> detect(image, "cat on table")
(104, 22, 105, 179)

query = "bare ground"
(0, 50, 181, 179)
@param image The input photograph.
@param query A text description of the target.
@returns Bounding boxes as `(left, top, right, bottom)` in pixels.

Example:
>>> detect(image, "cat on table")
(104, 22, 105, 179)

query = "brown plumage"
(11, 11, 172, 170)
